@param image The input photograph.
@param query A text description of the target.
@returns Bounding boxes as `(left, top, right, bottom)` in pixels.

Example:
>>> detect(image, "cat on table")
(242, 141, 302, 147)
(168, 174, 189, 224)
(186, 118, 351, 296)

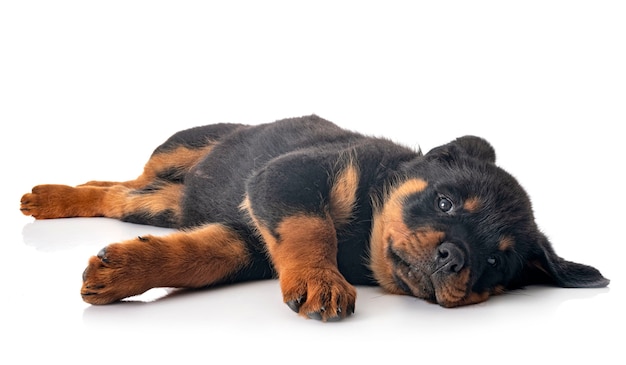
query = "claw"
(286, 296, 305, 313)
(97, 247, 109, 263)
(307, 311, 323, 320)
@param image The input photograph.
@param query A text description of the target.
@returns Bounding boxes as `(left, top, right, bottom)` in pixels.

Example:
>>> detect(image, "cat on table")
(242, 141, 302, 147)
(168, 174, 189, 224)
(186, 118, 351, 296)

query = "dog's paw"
(20, 184, 77, 218)
(281, 268, 356, 321)
(81, 239, 152, 305)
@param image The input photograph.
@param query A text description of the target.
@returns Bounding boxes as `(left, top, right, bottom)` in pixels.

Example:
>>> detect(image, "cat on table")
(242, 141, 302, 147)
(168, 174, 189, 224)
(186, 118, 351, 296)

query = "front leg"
(267, 214, 356, 321)
(243, 152, 359, 321)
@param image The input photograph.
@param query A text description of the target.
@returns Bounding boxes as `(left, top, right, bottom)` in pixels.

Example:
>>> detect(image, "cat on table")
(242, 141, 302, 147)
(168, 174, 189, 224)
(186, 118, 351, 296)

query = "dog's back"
(179, 115, 415, 227)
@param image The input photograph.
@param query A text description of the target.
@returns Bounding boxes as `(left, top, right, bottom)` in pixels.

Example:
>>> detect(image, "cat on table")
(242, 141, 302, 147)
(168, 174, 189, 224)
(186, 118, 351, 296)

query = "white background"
(1, 1, 623, 363)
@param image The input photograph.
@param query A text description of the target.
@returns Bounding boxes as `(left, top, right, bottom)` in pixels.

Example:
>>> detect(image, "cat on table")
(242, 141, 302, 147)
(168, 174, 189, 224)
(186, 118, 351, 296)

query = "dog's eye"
(437, 196, 454, 213)
(487, 256, 499, 267)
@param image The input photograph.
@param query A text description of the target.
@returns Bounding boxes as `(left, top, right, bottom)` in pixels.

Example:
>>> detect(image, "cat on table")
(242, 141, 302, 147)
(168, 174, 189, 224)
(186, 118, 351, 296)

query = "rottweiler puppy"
(20, 115, 609, 321)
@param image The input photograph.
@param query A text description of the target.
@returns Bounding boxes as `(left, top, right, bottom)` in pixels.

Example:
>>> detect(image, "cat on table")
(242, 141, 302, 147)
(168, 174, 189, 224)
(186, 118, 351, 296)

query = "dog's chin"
(392, 261, 480, 308)
(393, 266, 437, 302)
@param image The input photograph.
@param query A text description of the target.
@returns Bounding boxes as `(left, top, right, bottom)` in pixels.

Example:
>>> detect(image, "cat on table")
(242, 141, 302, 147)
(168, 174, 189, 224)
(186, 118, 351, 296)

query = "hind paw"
(81, 241, 153, 305)
(20, 184, 75, 219)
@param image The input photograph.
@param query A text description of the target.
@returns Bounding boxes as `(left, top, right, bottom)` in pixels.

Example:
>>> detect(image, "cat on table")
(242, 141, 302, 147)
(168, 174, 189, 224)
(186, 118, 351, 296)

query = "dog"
(20, 115, 609, 321)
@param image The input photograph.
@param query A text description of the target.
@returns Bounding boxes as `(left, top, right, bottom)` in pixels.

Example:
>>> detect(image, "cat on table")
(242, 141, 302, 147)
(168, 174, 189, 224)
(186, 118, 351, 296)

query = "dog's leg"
(243, 152, 360, 321)
(253, 213, 356, 321)
(81, 223, 252, 304)
(20, 182, 183, 227)
(20, 142, 217, 226)
(79, 144, 216, 189)
(81, 123, 245, 188)
(21, 123, 246, 225)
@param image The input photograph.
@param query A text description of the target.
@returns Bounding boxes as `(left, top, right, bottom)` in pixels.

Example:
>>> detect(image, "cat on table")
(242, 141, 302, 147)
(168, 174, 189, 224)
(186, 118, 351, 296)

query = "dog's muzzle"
(391, 240, 472, 306)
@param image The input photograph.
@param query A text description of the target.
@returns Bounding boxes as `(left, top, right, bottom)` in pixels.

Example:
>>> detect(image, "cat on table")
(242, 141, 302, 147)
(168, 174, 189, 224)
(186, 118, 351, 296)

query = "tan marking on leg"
(24, 144, 212, 219)
(272, 214, 356, 320)
(103, 184, 183, 220)
(81, 223, 250, 304)
(80, 145, 214, 189)
(21, 183, 182, 220)
(144, 145, 215, 180)
(241, 204, 355, 320)
(270, 215, 338, 272)
(21, 184, 110, 219)
(329, 164, 359, 226)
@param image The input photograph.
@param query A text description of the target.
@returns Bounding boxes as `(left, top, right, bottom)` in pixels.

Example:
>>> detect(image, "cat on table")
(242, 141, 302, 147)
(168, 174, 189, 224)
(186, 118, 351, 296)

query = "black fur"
(181, 116, 417, 284)
(24, 114, 608, 320)
(171, 115, 608, 292)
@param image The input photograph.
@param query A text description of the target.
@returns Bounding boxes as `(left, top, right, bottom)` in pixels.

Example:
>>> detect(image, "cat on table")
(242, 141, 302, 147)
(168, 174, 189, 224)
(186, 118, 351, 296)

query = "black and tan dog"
(20, 115, 609, 321)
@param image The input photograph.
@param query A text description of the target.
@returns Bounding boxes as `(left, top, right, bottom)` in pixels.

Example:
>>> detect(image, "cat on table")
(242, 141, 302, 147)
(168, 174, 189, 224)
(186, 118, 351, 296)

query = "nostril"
(436, 242, 465, 273)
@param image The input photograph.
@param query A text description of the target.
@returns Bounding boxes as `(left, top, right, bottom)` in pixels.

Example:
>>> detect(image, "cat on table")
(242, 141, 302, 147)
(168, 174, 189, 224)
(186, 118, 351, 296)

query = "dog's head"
(370, 136, 609, 307)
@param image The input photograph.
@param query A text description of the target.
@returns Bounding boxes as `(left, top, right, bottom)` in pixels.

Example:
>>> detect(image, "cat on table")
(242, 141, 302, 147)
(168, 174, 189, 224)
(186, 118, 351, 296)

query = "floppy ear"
(520, 233, 610, 288)
(426, 136, 496, 164)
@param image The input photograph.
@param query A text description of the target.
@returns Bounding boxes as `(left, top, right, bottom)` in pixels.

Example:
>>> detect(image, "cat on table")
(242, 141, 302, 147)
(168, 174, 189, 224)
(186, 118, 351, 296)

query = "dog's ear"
(426, 136, 496, 164)
(517, 233, 610, 288)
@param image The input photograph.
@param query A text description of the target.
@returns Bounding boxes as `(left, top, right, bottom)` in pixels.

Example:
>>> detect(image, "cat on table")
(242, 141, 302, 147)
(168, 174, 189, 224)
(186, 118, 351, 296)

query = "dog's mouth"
(389, 248, 438, 302)
(388, 245, 482, 308)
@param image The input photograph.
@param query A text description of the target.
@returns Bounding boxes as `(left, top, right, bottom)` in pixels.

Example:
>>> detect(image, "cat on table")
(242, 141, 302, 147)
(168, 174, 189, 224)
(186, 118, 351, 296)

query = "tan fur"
(329, 164, 360, 226)
(21, 183, 183, 221)
(369, 178, 429, 294)
(80, 145, 215, 188)
(463, 196, 481, 212)
(499, 236, 515, 251)
(81, 223, 250, 304)
(245, 212, 356, 320)
(434, 267, 472, 306)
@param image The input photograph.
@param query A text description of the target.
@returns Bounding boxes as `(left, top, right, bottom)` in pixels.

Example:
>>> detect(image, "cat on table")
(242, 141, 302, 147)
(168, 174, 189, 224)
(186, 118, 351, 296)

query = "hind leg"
(81, 223, 256, 304)
(21, 138, 217, 226)
(79, 123, 245, 189)
(78, 144, 216, 189)
(20, 182, 183, 227)
(76, 142, 218, 190)
(21, 123, 246, 225)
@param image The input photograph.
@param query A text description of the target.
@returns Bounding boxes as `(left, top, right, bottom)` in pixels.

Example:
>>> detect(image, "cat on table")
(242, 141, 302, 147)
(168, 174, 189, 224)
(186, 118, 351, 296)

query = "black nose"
(436, 242, 465, 273)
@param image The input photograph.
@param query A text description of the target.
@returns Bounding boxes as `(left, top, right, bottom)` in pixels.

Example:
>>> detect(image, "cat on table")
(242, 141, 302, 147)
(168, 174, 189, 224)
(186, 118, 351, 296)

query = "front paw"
(281, 268, 356, 321)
